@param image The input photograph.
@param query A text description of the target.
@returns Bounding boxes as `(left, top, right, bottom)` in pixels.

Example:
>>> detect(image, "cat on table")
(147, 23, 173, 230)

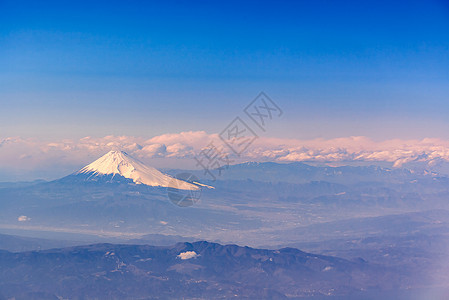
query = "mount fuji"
(71, 150, 199, 190)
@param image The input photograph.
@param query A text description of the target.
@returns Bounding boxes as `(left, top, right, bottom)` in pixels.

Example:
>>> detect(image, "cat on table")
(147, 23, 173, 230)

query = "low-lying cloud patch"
(177, 251, 198, 260)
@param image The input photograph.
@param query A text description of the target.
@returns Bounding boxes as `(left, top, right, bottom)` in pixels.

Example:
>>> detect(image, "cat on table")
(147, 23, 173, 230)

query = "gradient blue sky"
(1, 0, 448, 141)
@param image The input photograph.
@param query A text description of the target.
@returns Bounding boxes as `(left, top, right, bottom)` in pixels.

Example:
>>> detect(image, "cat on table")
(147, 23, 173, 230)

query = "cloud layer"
(2, 132, 449, 180)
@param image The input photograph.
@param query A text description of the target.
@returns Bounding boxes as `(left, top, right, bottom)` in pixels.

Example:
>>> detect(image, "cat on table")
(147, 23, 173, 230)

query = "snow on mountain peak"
(76, 150, 200, 190)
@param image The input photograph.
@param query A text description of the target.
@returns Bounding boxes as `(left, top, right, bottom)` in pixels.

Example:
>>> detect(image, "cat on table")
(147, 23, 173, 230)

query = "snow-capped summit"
(76, 150, 199, 190)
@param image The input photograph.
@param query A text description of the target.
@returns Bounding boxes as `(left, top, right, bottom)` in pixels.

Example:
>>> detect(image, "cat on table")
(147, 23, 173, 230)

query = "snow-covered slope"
(76, 150, 200, 190)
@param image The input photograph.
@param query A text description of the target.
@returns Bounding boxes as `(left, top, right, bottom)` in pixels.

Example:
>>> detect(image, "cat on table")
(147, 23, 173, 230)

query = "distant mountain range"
(166, 161, 438, 184)
(0, 232, 197, 252)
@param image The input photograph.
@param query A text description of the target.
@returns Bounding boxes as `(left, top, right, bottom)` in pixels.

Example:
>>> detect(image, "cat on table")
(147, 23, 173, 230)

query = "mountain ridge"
(0, 240, 410, 299)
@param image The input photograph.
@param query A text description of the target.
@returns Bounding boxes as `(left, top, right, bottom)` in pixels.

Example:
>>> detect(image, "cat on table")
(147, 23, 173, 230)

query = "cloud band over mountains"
(2, 131, 449, 180)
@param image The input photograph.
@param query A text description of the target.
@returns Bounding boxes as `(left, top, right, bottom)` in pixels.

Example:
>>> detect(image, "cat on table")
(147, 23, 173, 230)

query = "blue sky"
(1, 0, 449, 140)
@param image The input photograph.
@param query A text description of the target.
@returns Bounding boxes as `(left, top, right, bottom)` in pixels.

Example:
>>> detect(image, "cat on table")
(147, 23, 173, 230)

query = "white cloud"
(139, 144, 167, 158)
(18, 215, 31, 222)
(177, 251, 198, 260)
